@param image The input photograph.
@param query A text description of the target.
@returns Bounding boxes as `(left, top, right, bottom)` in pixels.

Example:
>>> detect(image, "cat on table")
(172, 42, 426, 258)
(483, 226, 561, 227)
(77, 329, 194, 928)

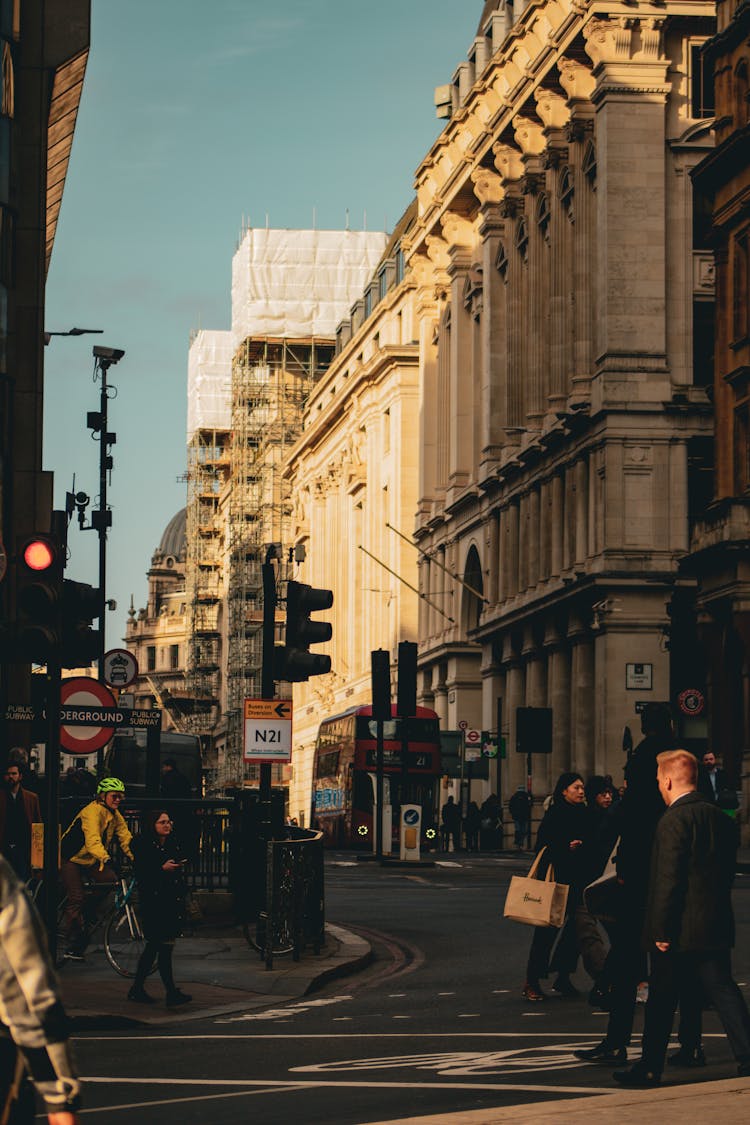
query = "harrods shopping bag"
(502, 847, 569, 928)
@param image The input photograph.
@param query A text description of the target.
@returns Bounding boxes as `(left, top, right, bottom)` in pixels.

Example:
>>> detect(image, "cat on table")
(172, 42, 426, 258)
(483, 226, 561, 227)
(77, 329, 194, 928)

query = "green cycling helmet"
(97, 777, 125, 795)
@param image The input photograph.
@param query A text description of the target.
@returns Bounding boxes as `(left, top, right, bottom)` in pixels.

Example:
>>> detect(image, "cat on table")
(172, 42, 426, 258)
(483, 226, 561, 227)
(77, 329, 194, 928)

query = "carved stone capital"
(512, 115, 546, 157)
(534, 88, 571, 132)
(425, 235, 451, 273)
(471, 166, 505, 206)
(558, 58, 596, 103)
(492, 141, 524, 183)
(440, 211, 476, 251)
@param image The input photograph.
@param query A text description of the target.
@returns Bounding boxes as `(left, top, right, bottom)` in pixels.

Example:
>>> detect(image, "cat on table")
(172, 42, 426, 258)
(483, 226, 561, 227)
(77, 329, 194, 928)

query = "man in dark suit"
(0, 763, 41, 879)
(614, 748, 750, 1086)
(702, 750, 731, 803)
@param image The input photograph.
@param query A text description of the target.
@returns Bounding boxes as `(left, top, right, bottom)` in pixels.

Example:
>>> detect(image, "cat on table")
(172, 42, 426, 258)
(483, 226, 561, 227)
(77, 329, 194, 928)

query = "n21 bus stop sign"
(60, 677, 117, 754)
(243, 698, 293, 762)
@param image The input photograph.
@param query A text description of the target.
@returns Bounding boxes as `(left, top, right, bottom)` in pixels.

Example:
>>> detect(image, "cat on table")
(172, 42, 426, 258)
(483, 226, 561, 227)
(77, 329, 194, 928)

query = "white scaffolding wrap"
(187, 329, 233, 440)
(231, 228, 387, 346)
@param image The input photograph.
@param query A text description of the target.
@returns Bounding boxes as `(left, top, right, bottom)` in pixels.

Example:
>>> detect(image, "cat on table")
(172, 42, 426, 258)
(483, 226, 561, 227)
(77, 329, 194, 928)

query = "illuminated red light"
(23, 539, 54, 571)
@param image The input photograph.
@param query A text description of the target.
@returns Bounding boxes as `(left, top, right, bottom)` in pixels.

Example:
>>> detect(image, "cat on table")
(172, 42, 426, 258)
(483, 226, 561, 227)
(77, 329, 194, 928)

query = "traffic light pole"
(95, 360, 110, 681)
(43, 656, 62, 961)
(260, 561, 276, 806)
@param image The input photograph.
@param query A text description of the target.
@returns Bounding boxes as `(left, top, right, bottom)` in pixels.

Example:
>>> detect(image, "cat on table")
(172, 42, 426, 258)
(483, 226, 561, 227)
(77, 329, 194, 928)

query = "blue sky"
(43, 0, 474, 648)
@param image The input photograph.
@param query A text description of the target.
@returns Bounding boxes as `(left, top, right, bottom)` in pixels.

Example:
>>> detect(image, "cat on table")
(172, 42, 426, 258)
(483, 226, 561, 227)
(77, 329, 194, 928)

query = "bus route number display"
(243, 698, 293, 762)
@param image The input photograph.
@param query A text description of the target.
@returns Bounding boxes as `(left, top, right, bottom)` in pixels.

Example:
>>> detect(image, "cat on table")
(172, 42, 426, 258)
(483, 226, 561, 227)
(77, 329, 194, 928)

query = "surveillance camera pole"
(92, 353, 115, 681)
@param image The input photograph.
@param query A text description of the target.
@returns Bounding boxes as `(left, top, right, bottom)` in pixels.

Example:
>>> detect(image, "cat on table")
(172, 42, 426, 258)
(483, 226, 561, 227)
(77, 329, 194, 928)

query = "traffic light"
(15, 534, 64, 663)
(60, 579, 101, 669)
(276, 580, 333, 682)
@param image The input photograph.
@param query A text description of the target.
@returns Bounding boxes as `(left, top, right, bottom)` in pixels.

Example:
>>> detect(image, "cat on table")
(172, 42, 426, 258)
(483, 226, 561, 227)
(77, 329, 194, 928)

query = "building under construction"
(184, 230, 387, 790)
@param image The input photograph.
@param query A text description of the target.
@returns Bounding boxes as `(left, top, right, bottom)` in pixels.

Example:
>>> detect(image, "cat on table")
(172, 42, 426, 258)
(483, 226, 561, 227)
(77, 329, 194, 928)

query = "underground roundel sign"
(678, 688, 705, 717)
(59, 677, 117, 754)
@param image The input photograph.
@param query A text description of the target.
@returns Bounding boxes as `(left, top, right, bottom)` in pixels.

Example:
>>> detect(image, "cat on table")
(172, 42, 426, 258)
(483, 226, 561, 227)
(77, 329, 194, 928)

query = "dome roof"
(158, 508, 186, 561)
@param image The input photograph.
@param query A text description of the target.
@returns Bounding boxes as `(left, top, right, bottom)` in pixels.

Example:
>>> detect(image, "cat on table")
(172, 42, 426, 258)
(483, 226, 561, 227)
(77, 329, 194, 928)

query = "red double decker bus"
(310, 704, 441, 848)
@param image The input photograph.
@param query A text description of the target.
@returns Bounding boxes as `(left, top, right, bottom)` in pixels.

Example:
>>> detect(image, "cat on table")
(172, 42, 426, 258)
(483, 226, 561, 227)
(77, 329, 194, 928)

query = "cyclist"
(60, 777, 134, 961)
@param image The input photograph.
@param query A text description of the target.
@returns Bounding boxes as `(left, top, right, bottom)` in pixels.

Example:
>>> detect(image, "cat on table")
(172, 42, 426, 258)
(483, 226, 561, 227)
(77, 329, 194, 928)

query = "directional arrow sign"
(243, 697, 293, 762)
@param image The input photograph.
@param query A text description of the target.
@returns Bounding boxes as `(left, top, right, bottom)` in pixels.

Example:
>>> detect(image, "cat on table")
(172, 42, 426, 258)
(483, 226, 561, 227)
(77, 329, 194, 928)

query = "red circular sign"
(465, 729, 481, 744)
(60, 677, 117, 754)
(678, 688, 705, 717)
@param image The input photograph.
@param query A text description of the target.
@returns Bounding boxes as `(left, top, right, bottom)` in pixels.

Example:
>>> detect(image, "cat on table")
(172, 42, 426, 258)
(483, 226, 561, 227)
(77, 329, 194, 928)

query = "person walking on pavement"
(613, 749, 750, 1087)
(0, 855, 81, 1124)
(464, 801, 481, 852)
(129, 809, 191, 1007)
(574, 777, 618, 987)
(575, 703, 673, 1066)
(59, 777, 134, 961)
(523, 772, 593, 1002)
(0, 764, 41, 880)
(440, 796, 461, 852)
(509, 786, 531, 849)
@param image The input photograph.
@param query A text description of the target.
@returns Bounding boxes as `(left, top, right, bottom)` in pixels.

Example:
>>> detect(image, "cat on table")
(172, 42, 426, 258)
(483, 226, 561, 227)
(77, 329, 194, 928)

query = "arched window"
(462, 545, 484, 634)
(582, 139, 597, 188)
(735, 58, 749, 127)
(559, 165, 574, 222)
(515, 217, 529, 264)
(536, 193, 551, 243)
(495, 240, 509, 282)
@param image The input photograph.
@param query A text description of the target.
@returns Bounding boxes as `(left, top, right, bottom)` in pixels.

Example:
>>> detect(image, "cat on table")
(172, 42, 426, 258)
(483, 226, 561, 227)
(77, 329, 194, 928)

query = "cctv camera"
(92, 345, 125, 363)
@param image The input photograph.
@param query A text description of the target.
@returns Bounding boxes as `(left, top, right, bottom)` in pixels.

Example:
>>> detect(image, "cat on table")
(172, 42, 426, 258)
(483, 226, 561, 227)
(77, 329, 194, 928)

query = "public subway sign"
(5, 704, 162, 728)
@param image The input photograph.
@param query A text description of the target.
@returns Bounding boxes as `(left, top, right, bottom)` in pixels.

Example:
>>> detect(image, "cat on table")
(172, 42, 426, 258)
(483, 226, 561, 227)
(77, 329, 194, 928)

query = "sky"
(43, 0, 475, 651)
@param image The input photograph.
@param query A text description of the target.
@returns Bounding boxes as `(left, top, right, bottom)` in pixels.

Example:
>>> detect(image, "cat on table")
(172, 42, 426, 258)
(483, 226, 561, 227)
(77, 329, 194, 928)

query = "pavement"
(58, 894, 372, 1028)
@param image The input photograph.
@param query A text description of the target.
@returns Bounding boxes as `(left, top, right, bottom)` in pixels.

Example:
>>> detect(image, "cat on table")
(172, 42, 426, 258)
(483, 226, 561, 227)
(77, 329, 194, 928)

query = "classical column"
(487, 509, 500, 608)
(411, 253, 442, 522)
(569, 613, 595, 776)
(574, 456, 589, 568)
(443, 213, 477, 499)
(550, 472, 563, 577)
(493, 143, 525, 427)
(507, 498, 520, 597)
(583, 18, 672, 403)
(498, 506, 508, 604)
(513, 115, 548, 428)
(473, 174, 508, 472)
(502, 634, 526, 794)
(527, 486, 540, 589)
(545, 620, 571, 779)
(524, 626, 549, 791)
(518, 492, 528, 594)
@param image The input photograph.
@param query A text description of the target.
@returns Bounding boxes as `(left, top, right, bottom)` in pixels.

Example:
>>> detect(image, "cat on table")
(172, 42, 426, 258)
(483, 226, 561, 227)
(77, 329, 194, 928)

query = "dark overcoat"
(132, 832, 187, 942)
(643, 790, 738, 953)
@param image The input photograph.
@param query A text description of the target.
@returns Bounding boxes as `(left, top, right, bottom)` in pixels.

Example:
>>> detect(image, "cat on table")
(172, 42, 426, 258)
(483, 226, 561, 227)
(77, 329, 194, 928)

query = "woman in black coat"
(522, 771, 593, 1002)
(128, 809, 192, 1007)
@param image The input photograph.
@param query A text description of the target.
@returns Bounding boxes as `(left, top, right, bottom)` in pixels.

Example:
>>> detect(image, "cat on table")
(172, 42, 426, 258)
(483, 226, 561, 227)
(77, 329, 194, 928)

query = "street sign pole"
(260, 561, 277, 810)
(43, 656, 62, 961)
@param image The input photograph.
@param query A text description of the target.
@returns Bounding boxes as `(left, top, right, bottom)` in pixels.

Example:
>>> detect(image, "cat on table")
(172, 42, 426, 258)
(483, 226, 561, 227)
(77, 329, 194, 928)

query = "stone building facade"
(124, 509, 189, 729)
(689, 0, 750, 825)
(408, 0, 716, 806)
(283, 207, 423, 826)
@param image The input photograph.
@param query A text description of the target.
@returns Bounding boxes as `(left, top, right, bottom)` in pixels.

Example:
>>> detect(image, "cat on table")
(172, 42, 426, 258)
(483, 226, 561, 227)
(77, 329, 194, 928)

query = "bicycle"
(30, 872, 154, 979)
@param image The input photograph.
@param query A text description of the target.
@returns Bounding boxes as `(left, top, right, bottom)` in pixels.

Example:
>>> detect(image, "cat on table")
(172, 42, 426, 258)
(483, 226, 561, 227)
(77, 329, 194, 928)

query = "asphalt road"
(71, 854, 750, 1123)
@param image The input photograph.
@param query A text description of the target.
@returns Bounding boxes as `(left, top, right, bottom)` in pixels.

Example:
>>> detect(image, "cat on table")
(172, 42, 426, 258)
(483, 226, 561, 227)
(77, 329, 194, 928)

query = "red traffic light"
(23, 538, 56, 571)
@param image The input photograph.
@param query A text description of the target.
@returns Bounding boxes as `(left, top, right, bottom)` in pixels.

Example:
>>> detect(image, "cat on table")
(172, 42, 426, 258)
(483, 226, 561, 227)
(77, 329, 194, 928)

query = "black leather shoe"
(553, 975, 580, 997)
(588, 981, 615, 1011)
(613, 1064, 661, 1087)
(668, 1045, 706, 1068)
(127, 987, 156, 1005)
(166, 989, 192, 1007)
(738, 1059, 750, 1077)
(574, 1042, 627, 1066)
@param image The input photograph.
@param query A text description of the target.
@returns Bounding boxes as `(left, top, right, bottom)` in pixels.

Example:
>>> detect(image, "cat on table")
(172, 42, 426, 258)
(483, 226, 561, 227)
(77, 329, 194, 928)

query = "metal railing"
(256, 829, 325, 970)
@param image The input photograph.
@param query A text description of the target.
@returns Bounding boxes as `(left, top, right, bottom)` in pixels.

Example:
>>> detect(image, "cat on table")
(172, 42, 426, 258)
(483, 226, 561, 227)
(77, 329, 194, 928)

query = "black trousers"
(642, 948, 750, 1074)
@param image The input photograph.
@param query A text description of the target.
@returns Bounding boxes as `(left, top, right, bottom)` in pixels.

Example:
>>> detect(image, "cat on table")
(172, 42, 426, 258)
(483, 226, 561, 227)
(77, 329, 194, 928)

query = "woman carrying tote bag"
(522, 772, 593, 1002)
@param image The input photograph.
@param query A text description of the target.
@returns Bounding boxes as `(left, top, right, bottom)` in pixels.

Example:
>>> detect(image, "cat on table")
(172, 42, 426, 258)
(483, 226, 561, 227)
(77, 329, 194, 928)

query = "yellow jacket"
(68, 799, 133, 869)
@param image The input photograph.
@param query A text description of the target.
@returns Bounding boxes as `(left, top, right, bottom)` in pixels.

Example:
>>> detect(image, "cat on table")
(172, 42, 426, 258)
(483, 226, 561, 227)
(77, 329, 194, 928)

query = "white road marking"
(81, 1032, 643, 1041)
(388, 993, 406, 997)
(392, 1015, 411, 1020)
(435, 861, 462, 867)
(438, 991, 456, 995)
(522, 1012, 546, 1017)
(458, 1014, 480, 1018)
(219, 996, 352, 1023)
(492, 990, 510, 994)
(81, 1075, 606, 1095)
(75, 1085, 310, 1115)
(292, 1045, 597, 1078)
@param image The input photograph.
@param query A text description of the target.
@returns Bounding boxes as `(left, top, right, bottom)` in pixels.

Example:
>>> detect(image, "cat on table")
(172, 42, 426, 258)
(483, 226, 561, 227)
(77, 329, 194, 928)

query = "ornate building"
(689, 0, 750, 830)
(408, 0, 716, 806)
(124, 509, 189, 730)
(284, 205, 423, 825)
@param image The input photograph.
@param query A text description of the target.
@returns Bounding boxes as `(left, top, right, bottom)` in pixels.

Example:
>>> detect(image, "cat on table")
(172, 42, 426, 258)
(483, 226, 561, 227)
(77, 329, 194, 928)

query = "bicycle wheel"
(104, 906, 154, 978)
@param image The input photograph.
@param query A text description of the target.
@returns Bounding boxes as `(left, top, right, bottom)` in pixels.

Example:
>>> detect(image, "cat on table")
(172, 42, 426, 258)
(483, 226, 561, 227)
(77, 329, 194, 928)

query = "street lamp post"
(87, 346, 124, 678)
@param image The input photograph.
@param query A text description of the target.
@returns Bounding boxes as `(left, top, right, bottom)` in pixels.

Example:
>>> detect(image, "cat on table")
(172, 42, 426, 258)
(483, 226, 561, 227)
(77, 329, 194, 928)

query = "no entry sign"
(59, 677, 117, 754)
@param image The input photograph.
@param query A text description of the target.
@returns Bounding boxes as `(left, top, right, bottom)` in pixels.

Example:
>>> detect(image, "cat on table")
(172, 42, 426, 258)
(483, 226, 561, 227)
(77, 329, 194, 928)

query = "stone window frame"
(582, 139, 597, 188)
(558, 165, 575, 222)
(515, 217, 529, 264)
(732, 226, 750, 347)
(688, 39, 716, 121)
(735, 57, 749, 128)
(495, 240, 509, 282)
(536, 192, 551, 244)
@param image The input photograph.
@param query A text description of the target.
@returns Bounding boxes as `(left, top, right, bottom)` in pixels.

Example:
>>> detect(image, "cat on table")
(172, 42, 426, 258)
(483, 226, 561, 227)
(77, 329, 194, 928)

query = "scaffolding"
(183, 427, 230, 742)
(222, 338, 334, 786)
